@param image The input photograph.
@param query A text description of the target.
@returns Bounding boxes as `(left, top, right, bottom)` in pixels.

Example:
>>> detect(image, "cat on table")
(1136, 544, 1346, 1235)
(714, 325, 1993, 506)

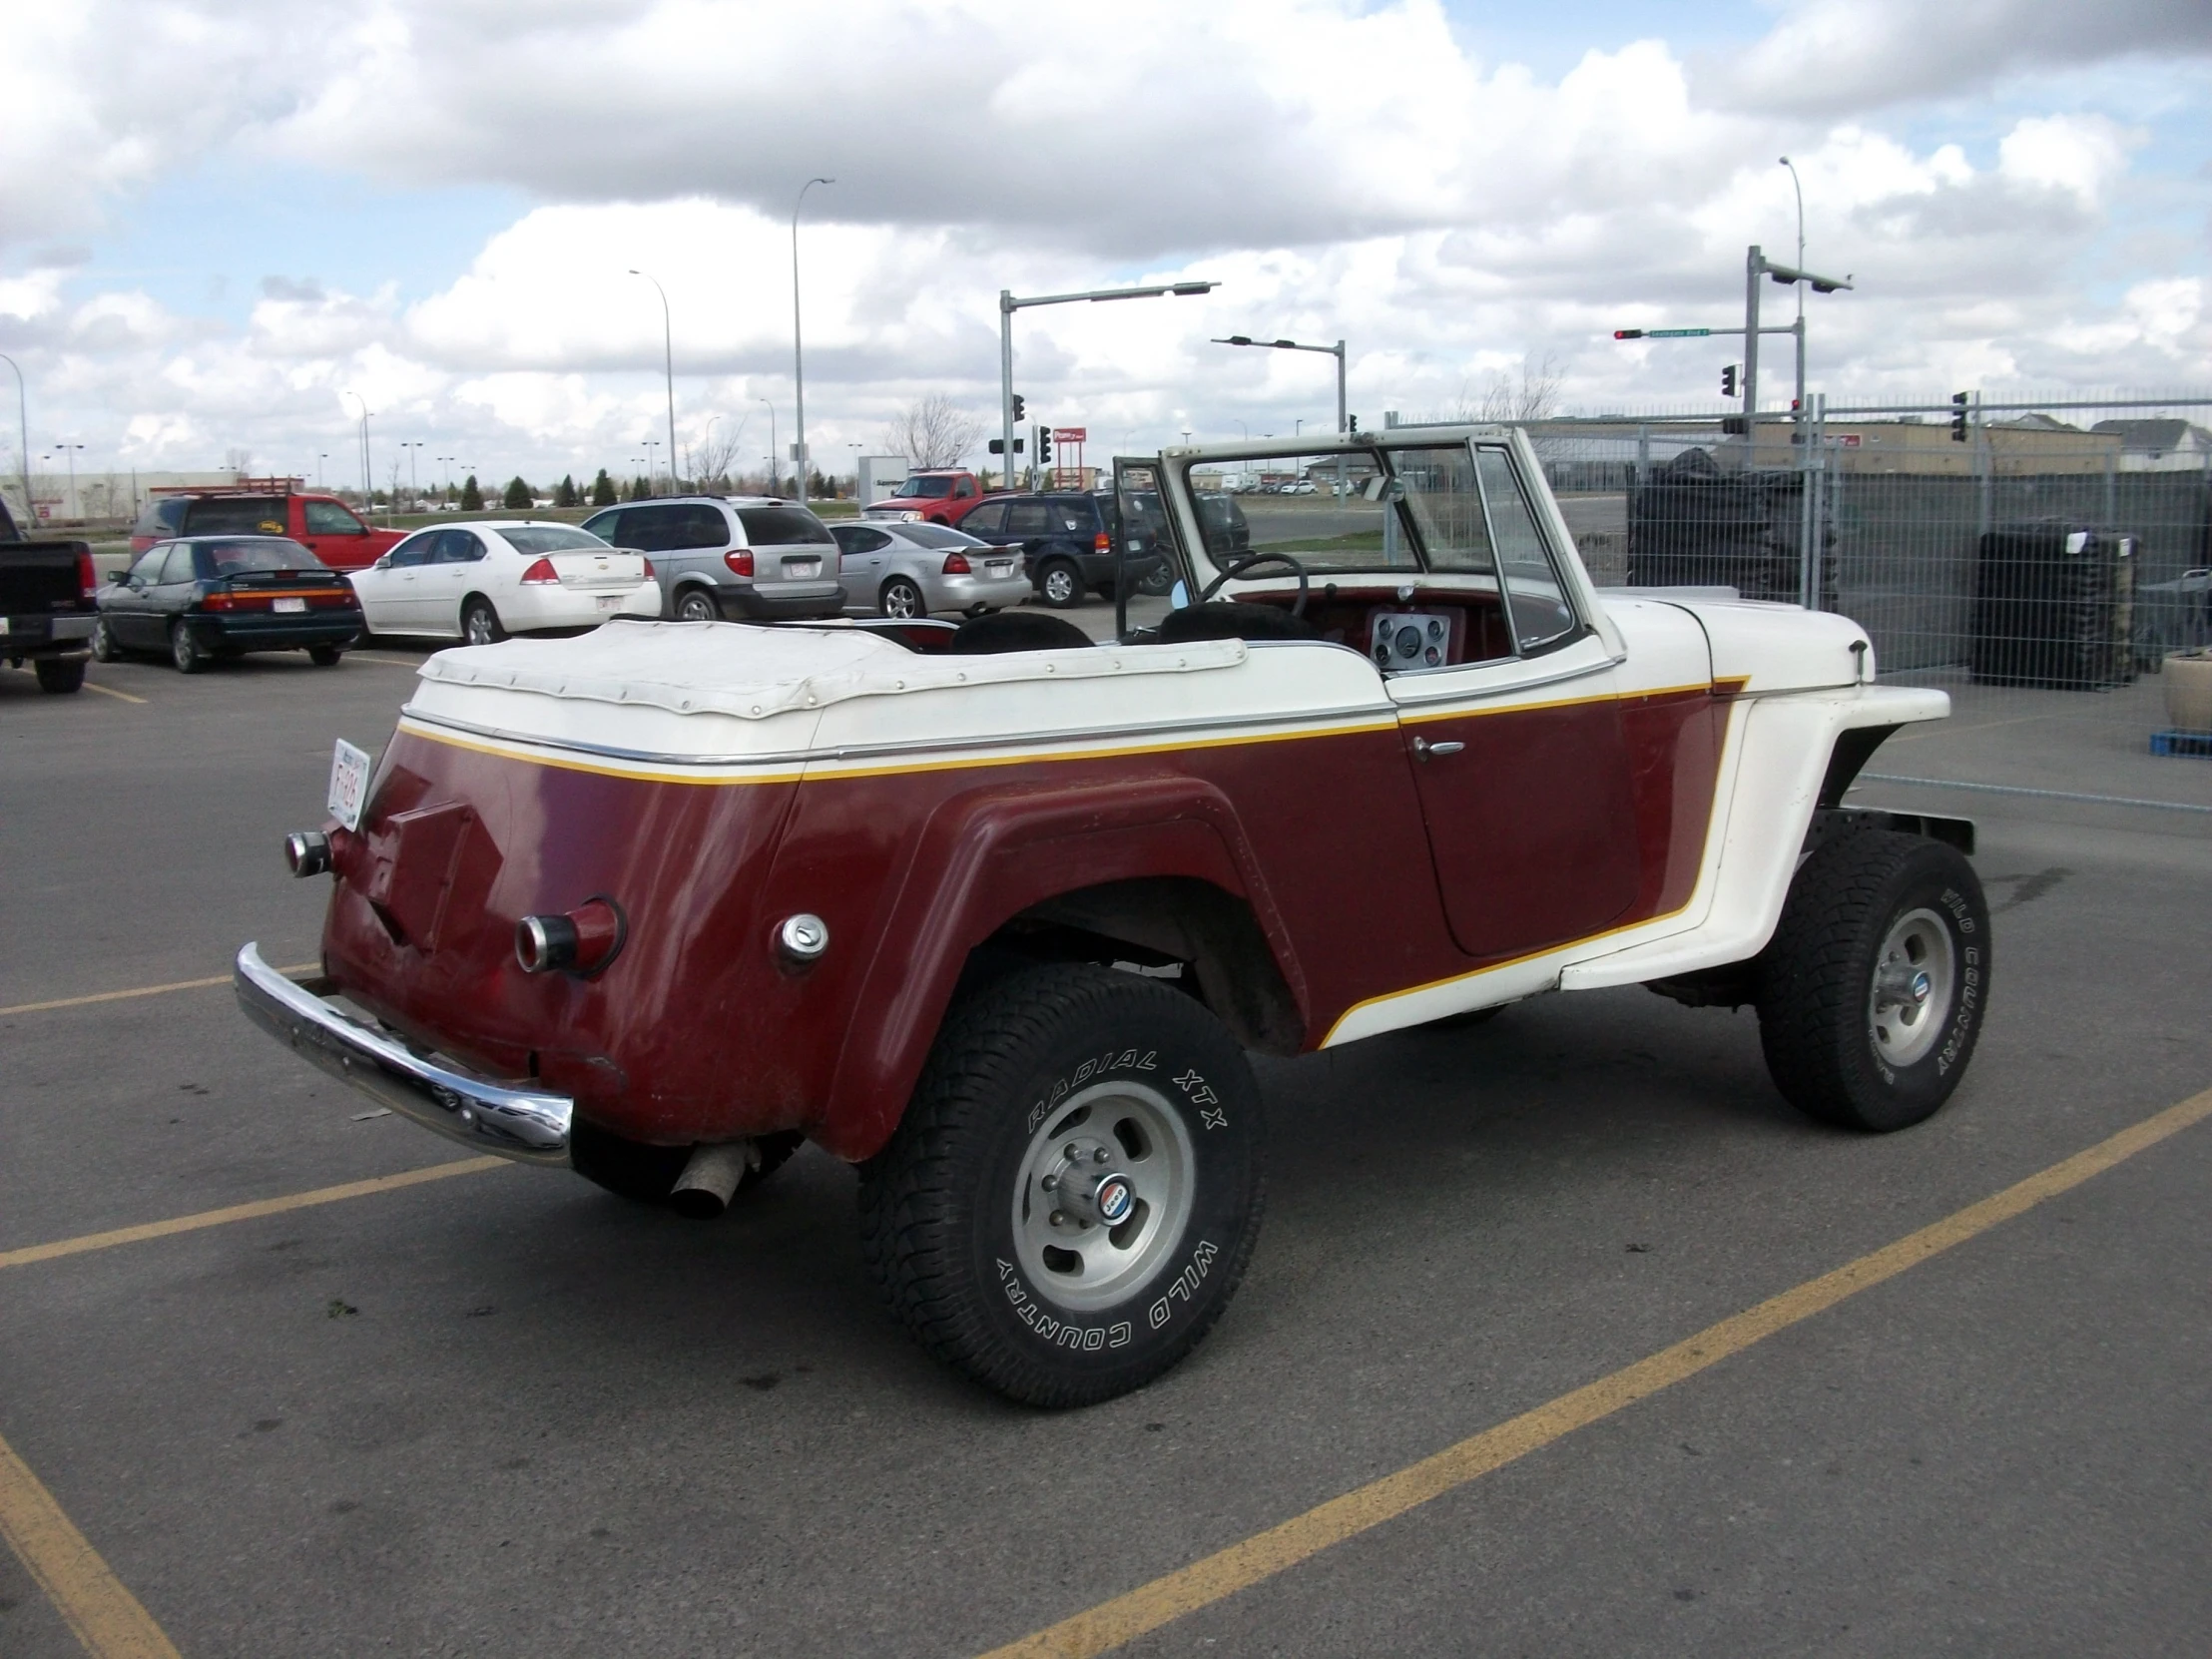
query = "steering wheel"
(1198, 552, 1311, 618)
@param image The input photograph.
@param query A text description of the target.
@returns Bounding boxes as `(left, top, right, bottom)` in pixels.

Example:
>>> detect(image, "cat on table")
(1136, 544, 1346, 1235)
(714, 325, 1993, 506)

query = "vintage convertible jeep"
(237, 429, 1988, 1406)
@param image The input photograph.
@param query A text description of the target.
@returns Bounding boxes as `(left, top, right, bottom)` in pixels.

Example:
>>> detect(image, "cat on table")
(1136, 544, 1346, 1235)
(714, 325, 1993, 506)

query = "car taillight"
(641, 558, 656, 579)
(941, 553, 972, 575)
(1094, 533, 1112, 552)
(724, 550, 754, 578)
(76, 550, 97, 601)
(519, 557, 560, 585)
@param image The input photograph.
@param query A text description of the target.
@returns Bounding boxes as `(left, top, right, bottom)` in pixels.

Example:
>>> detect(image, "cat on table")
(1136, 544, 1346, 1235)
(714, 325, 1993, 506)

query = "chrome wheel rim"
(93, 618, 116, 660)
(170, 625, 195, 670)
(1869, 906, 1955, 1067)
(464, 607, 496, 645)
(882, 583, 919, 619)
(1010, 1079, 1195, 1314)
(1043, 567, 1076, 605)
(677, 593, 716, 622)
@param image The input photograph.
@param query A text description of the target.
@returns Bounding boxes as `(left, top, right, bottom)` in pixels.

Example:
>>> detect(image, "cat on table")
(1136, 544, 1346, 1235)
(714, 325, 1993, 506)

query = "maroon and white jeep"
(237, 430, 1989, 1406)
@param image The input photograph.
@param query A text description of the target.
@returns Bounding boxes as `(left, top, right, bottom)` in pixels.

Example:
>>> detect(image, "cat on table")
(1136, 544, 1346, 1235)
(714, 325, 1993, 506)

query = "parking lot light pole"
(54, 441, 83, 520)
(1779, 158, 1808, 418)
(758, 397, 778, 496)
(1211, 334, 1348, 433)
(1001, 278, 1220, 493)
(344, 391, 370, 509)
(0, 352, 28, 518)
(627, 270, 680, 494)
(792, 177, 833, 504)
(401, 440, 424, 509)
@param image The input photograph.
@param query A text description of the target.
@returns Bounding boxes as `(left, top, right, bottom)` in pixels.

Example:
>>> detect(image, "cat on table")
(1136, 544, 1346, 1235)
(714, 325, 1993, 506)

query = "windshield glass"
(736, 506, 834, 546)
(899, 523, 989, 549)
(1178, 445, 1514, 577)
(891, 475, 955, 498)
(502, 526, 610, 554)
(199, 538, 321, 574)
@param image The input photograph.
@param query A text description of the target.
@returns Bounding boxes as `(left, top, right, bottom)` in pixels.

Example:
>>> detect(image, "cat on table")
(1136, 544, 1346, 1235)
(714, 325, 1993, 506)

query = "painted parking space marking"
(0, 1427, 181, 1658)
(978, 1085, 2212, 1659)
(80, 680, 149, 705)
(0, 962, 317, 1019)
(0, 1157, 505, 1273)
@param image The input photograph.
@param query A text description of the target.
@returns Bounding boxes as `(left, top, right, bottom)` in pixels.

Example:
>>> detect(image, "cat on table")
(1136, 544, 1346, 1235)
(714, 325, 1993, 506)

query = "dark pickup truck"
(0, 497, 99, 694)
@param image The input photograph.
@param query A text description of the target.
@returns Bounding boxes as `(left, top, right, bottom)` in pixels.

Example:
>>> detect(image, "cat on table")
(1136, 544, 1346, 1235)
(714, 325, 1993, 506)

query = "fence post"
(1972, 390, 1991, 545)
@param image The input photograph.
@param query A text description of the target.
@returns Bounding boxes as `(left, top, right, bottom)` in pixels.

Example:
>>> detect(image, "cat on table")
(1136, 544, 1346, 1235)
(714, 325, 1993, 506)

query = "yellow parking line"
(0, 1157, 506, 1272)
(0, 1429, 180, 1658)
(80, 680, 149, 705)
(346, 652, 426, 666)
(0, 962, 317, 1018)
(980, 1085, 2212, 1659)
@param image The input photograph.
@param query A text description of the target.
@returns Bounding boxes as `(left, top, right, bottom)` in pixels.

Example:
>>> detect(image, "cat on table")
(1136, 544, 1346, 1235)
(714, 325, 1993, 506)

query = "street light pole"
(627, 270, 679, 494)
(55, 441, 83, 521)
(401, 440, 423, 509)
(1210, 333, 1348, 431)
(1001, 276, 1221, 493)
(0, 352, 28, 518)
(345, 391, 371, 510)
(792, 177, 833, 503)
(1780, 157, 1807, 418)
(759, 397, 778, 496)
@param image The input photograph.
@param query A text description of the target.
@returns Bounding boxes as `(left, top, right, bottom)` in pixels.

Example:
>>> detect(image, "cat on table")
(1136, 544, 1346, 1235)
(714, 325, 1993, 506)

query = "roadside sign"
(1052, 427, 1087, 442)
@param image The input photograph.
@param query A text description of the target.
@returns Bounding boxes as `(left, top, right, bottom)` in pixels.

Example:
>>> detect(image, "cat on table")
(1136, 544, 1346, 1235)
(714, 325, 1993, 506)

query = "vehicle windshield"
(1177, 445, 1504, 578)
(736, 506, 834, 546)
(200, 537, 321, 574)
(502, 526, 610, 554)
(890, 475, 955, 498)
(898, 524, 989, 549)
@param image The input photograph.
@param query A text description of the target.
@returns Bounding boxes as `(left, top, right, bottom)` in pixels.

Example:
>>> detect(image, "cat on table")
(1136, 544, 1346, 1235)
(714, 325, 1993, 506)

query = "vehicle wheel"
(170, 621, 208, 674)
(858, 962, 1266, 1407)
(878, 576, 924, 619)
(1757, 829, 1990, 1132)
(91, 617, 122, 662)
(307, 644, 343, 667)
(675, 588, 720, 623)
(34, 658, 84, 694)
(460, 596, 505, 646)
(1038, 559, 1082, 609)
(571, 1121, 804, 1207)
(1137, 564, 1173, 597)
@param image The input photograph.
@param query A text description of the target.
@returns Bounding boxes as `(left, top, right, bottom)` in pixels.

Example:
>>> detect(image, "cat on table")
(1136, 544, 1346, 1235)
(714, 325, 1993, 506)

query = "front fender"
(811, 772, 1301, 1161)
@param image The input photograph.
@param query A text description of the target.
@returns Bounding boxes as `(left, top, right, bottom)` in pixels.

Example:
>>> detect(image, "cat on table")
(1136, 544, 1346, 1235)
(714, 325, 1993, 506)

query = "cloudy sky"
(3, 0, 2208, 494)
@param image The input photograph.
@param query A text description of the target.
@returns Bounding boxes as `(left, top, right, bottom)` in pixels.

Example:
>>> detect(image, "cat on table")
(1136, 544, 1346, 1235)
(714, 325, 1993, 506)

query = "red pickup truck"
(861, 469, 989, 526)
(132, 482, 404, 571)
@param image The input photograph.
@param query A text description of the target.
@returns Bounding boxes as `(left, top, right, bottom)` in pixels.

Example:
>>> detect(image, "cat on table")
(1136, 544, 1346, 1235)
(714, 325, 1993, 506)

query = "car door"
(353, 531, 437, 632)
(1382, 441, 1644, 962)
(145, 542, 204, 641)
(418, 528, 488, 634)
(108, 549, 171, 647)
(298, 498, 376, 570)
(832, 523, 893, 608)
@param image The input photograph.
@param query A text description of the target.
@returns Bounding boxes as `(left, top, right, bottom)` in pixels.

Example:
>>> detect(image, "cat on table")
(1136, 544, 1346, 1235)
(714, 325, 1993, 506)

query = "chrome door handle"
(1411, 737, 1464, 760)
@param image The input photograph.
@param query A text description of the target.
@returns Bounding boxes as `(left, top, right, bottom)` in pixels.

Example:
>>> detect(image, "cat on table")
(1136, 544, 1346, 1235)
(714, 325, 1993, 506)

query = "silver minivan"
(581, 496, 844, 621)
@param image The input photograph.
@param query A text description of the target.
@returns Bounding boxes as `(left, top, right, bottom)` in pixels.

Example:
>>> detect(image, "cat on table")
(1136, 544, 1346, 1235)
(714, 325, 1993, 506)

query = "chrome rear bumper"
(233, 942, 572, 1165)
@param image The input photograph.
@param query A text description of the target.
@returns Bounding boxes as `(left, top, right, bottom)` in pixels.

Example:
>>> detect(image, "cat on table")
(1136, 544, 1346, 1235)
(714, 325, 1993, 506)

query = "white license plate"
(326, 739, 372, 832)
(273, 596, 306, 613)
(987, 561, 1014, 576)
(596, 594, 622, 610)
(784, 560, 820, 579)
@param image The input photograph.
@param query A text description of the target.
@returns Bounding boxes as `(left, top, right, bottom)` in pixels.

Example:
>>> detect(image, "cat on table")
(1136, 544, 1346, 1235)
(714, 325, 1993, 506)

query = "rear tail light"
(1094, 533, 1112, 552)
(723, 550, 754, 578)
(519, 557, 560, 585)
(76, 550, 97, 601)
(516, 897, 628, 977)
(641, 558, 656, 579)
(941, 553, 972, 575)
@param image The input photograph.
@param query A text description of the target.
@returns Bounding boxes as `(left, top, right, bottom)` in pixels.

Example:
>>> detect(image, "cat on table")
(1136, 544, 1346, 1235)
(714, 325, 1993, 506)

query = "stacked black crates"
(1969, 521, 2136, 690)
(1626, 447, 1835, 607)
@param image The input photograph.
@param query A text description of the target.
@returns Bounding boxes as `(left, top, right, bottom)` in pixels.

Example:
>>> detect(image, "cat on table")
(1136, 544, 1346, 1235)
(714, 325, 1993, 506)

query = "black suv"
(956, 492, 1168, 609)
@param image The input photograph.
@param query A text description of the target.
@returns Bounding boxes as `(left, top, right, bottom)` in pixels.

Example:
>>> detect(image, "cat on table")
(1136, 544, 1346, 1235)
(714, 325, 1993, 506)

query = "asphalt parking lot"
(4, 637, 2210, 1658)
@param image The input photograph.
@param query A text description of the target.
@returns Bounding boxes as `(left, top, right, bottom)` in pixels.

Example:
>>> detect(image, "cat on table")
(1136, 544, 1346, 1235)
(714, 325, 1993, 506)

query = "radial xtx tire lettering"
(858, 962, 1265, 1407)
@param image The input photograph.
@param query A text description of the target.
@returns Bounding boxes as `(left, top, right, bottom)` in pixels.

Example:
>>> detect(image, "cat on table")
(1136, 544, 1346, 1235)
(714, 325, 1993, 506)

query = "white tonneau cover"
(410, 620, 1245, 721)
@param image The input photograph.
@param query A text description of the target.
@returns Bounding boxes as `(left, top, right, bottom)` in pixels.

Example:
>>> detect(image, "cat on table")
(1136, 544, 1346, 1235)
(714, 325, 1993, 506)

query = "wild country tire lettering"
(994, 1241, 1218, 1350)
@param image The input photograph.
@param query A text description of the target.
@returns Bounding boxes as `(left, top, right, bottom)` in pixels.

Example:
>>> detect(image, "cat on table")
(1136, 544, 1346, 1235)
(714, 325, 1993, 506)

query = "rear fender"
(814, 774, 1302, 1161)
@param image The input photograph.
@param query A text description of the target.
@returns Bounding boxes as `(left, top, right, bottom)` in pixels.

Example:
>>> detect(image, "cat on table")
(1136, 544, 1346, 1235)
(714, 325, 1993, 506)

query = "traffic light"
(1037, 428, 1053, 465)
(1011, 393, 1026, 423)
(1613, 328, 1644, 340)
(1721, 363, 1740, 398)
(1950, 391, 1969, 442)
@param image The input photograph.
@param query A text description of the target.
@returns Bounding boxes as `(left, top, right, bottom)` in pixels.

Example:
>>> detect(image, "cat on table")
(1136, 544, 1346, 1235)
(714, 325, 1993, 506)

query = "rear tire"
(1038, 559, 1082, 609)
(1758, 830, 1990, 1132)
(878, 576, 924, 619)
(307, 644, 343, 667)
(675, 588, 720, 623)
(34, 658, 85, 694)
(461, 596, 505, 646)
(859, 963, 1265, 1407)
(170, 621, 207, 674)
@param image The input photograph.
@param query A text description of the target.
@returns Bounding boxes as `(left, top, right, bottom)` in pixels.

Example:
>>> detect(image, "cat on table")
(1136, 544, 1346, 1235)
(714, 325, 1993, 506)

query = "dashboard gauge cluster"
(1369, 609, 1454, 671)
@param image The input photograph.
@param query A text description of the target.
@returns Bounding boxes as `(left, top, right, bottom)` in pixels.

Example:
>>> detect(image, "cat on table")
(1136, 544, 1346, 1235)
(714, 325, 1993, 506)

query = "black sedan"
(94, 535, 363, 673)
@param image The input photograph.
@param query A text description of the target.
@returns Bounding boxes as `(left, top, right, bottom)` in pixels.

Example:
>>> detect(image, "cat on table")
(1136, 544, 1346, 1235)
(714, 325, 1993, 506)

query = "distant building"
(2088, 419, 2212, 472)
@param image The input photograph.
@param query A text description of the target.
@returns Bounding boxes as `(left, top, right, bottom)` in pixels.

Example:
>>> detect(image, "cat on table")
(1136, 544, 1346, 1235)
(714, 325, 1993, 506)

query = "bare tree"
(1456, 352, 1566, 425)
(224, 445, 254, 477)
(883, 393, 986, 468)
(686, 418, 747, 491)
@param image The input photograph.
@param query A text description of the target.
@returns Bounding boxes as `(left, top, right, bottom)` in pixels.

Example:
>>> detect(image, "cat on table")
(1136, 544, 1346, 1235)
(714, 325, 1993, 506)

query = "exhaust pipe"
(669, 1140, 759, 1220)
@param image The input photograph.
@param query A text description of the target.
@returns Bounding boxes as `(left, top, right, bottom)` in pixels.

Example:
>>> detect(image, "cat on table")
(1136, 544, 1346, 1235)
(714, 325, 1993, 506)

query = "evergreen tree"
(459, 474, 484, 512)
(554, 473, 578, 508)
(591, 468, 618, 507)
(503, 476, 532, 509)
(625, 474, 650, 502)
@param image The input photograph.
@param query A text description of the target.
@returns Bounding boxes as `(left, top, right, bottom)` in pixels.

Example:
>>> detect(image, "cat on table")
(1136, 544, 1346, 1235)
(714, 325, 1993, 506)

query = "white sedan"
(347, 521, 662, 644)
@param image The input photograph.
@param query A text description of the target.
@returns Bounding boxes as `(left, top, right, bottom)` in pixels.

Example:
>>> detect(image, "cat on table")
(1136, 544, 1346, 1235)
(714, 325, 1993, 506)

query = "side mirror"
(109, 569, 129, 583)
(373, 555, 392, 570)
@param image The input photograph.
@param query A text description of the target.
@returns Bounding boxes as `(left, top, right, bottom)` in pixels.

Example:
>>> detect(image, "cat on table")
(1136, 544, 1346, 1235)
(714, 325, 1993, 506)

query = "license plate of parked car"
(785, 560, 821, 578)
(273, 597, 306, 613)
(597, 594, 622, 609)
(988, 560, 1014, 575)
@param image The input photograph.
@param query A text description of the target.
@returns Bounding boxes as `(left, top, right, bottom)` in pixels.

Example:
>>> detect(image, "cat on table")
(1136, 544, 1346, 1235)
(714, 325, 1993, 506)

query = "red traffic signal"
(1613, 328, 1643, 339)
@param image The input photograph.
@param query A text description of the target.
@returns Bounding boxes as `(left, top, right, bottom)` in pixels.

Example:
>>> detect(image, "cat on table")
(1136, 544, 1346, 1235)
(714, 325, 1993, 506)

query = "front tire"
(1758, 830, 1990, 1132)
(859, 963, 1265, 1407)
(170, 621, 208, 674)
(460, 596, 505, 646)
(91, 617, 122, 662)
